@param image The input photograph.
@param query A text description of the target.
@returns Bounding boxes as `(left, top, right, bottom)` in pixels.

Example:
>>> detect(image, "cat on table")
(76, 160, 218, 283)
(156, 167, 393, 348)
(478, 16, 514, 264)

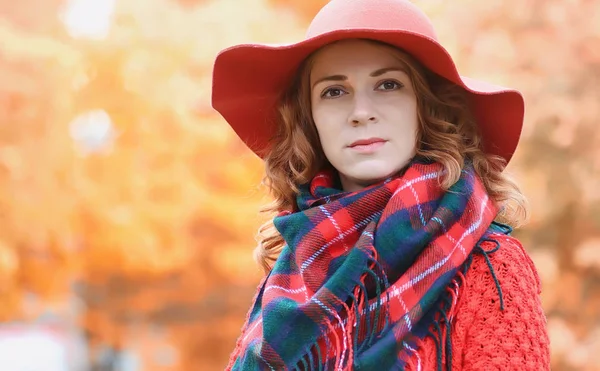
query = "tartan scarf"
(227, 159, 498, 370)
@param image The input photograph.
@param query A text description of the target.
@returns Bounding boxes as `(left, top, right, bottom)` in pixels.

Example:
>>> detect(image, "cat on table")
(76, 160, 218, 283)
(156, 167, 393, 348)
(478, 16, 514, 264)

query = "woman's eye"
(322, 87, 346, 98)
(378, 80, 402, 90)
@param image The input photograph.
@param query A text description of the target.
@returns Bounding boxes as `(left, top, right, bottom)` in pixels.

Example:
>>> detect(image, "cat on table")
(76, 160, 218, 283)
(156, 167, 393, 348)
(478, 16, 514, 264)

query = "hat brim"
(211, 29, 523, 164)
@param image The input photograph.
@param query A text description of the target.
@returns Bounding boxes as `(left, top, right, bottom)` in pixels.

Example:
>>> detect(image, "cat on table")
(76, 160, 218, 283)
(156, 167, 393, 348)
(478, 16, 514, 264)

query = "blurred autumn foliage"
(0, 0, 598, 370)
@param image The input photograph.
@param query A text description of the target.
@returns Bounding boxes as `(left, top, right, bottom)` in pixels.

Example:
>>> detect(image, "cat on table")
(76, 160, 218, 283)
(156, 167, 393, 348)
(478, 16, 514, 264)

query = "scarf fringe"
(293, 233, 507, 371)
(258, 232, 506, 371)
(293, 246, 391, 371)
(418, 233, 506, 371)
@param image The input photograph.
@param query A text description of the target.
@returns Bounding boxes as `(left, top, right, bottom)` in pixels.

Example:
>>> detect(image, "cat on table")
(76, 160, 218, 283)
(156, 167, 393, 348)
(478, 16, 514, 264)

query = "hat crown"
(306, 0, 438, 41)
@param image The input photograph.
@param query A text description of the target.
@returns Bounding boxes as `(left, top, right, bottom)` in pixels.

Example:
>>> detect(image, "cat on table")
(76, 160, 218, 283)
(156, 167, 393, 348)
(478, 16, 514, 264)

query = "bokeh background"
(0, 0, 598, 370)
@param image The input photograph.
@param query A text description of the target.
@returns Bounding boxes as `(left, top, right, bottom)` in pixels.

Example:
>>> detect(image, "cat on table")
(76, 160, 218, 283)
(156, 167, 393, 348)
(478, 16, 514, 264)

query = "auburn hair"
(254, 40, 528, 273)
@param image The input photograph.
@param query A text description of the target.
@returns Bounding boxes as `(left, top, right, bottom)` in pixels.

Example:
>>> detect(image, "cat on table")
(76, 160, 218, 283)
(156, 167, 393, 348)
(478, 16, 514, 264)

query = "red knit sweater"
(405, 234, 551, 371)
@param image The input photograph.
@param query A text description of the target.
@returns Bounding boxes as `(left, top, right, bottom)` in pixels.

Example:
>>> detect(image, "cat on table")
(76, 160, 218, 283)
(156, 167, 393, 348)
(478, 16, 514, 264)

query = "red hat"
(211, 0, 524, 164)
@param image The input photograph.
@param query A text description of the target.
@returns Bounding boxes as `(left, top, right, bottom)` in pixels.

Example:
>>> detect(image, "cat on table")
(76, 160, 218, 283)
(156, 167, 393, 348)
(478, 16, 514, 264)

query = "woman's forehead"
(309, 40, 409, 79)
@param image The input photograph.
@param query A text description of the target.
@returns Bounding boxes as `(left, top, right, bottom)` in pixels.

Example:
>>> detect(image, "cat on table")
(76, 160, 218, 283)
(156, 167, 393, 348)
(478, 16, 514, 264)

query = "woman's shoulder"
(451, 232, 551, 370)
(469, 232, 543, 296)
(458, 232, 545, 321)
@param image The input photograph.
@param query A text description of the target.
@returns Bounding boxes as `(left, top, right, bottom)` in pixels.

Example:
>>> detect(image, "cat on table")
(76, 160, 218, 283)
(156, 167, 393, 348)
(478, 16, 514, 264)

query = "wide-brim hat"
(211, 0, 524, 164)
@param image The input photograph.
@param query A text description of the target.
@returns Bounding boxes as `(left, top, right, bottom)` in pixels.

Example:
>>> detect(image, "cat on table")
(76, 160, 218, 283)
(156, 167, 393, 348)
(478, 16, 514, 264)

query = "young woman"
(212, 0, 551, 370)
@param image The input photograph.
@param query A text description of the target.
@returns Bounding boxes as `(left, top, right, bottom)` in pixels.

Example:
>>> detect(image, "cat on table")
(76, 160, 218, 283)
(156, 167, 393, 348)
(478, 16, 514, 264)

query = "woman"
(212, 0, 550, 370)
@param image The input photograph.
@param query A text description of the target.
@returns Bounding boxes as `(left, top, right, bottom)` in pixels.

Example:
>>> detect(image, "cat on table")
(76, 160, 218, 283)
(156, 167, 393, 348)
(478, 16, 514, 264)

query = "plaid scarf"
(227, 160, 498, 370)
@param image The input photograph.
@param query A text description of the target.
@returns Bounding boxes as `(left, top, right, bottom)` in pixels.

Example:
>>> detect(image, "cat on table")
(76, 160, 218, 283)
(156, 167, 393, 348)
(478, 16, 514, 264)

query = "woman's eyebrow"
(370, 66, 405, 77)
(312, 66, 405, 89)
(311, 74, 346, 90)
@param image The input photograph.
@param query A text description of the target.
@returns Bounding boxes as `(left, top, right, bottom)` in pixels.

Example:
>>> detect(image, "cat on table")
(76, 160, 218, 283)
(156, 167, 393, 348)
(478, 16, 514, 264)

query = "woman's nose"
(348, 94, 378, 126)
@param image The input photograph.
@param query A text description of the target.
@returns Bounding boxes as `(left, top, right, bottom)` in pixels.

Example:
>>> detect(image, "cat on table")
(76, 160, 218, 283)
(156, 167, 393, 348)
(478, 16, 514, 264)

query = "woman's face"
(309, 40, 419, 192)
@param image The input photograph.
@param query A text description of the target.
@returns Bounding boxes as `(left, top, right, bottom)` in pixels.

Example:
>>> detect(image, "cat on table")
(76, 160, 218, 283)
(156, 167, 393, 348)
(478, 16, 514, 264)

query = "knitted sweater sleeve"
(455, 235, 551, 370)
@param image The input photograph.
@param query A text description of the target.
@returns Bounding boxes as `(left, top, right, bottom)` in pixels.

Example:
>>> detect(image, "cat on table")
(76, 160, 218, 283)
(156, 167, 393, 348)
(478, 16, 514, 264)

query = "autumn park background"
(0, 0, 598, 370)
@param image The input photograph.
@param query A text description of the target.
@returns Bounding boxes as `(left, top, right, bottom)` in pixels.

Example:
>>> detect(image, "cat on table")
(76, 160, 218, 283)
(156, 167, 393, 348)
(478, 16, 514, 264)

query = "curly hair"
(253, 39, 528, 273)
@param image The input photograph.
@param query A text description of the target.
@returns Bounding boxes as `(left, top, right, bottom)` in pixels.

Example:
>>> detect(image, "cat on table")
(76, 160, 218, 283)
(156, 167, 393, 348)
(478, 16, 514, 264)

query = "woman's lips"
(348, 138, 387, 154)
